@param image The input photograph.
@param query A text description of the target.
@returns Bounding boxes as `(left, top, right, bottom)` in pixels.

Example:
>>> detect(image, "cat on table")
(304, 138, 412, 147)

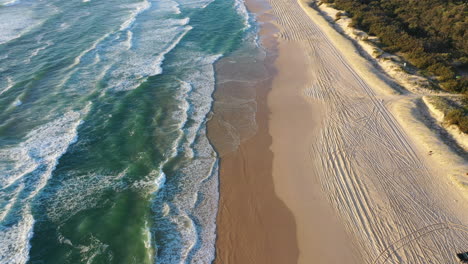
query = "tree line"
(321, 0, 468, 94)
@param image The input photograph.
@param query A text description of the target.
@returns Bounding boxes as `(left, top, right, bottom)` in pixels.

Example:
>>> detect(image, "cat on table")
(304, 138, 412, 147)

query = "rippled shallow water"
(0, 0, 260, 262)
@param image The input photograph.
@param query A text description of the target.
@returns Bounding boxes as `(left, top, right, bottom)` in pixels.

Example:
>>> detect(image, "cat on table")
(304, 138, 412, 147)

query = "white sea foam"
(1, 0, 20, 6)
(0, 109, 87, 189)
(0, 106, 90, 263)
(143, 220, 152, 249)
(0, 183, 21, 222)
(27, 41, 52, 61)
(124, 30, 133, 50)
(0, 0, 55, 45)
(180, 54, 222, 152)
(234, 0, 251, 30)
(76, 235, 110, 263)
(12, 99, 22, 107)
(176, 0, 214, 9)
(152, 52, 221, 263)
(45, 164, 168, 224)
(0, 76, 14, 96)
(26, 34, 54, 61)
(0, 213, 34, 264)
(174, 80, 193, 135)
(66, 33, 111, 71)
(61, 0, 191, 95)
(172, 2, 181, 14)
(154, 0, 182, 14)
(182, 56, 221, 264)
(154, 137, 219, 264)
(106, 20, 192, 92)
(131, 170, 166, 194)
(0, 9, 35, 45)
(148, 52, 221, 263)
(154, 171, 166, 192)
(59, 22, 70, 30)
(120, 0, 151, 31)
(46, 170, 126, 222)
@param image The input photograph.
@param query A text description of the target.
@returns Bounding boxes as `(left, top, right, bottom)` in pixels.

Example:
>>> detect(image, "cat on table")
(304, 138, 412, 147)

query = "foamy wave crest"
(0, 213, 34, 264)
(59, 0, 191, 94)
(0, 106, 90, 263)
(133, 170, 166, 194)
(124, 30, 133, 50)
(0, 76, 14, 96)
(62, 0, 151, 71)
(25, 41, 53, 64)
(153, 54, 221, 264)
(234, 0, 250, 30)
(173, 80, 193, 132)
(0, 7, 37, 44)
(172, 1, 181, 14)
(44, 170, 126, 222)
(120, 0, 151, 31)
(176, 0, 214, 9)
(179, 54, 222, 156)
(180, 55, 221, 264)
(65, 33, 111, 71)
(1, 0, 20, 6)
(45, 165, 167, 223)
(0, 0, 58, 45)
(0, 109, 88, 189)
(106, 19, 192, 92)
(63, 234, 110, 262)
(153, 136, 219, 264)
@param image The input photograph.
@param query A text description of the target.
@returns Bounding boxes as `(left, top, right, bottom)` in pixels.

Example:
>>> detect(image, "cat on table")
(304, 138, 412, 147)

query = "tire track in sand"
(266, 0, 468, 262)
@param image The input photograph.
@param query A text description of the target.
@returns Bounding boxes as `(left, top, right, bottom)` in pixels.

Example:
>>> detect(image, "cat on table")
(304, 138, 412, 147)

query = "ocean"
(0, 0, 260, 262)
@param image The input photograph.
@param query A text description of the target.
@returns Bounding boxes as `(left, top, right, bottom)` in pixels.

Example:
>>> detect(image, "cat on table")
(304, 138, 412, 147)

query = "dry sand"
(212, 0, 468, 262)
(269, 40, 361, 263)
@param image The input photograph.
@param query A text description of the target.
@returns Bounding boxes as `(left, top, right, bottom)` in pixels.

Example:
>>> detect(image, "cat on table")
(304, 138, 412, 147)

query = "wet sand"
(210, 0, 359, 262)
(208, 6, 300, 262)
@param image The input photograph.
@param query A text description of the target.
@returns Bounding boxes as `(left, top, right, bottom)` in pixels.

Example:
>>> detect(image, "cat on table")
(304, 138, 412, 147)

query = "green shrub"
(440, 80, 459, 92)
(459, 117, 468, 134)
(335, 11, 342, 21)
(428, 63, 455, 81)
(445, 109, 468, 133)
(322, 0, 468, 93)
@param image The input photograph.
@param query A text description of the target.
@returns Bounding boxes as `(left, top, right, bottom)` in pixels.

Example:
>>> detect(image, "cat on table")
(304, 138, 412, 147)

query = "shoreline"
(211, 0, 468, 262)
(210, 0, 361, 262)
(209, 1, 300, 262)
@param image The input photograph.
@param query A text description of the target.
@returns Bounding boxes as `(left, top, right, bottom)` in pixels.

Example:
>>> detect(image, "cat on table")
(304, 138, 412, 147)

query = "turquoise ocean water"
(0, 0, 259, 262)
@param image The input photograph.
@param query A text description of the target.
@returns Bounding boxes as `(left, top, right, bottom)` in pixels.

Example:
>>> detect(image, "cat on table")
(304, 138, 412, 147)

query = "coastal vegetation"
(446, 108, 468, 133)
(429, 96, 468, 133)
(320, 0, 468, 94)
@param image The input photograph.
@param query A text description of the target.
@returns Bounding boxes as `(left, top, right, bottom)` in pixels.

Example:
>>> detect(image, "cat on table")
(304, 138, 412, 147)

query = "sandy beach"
(208, 4, 300, 262)
(211, 0, 468, 263)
